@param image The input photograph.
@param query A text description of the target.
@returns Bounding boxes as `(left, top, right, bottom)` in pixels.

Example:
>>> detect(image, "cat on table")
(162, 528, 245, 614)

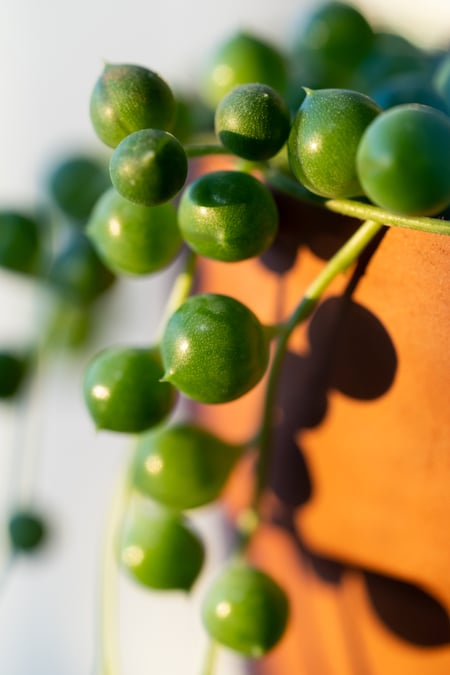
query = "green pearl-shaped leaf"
(47, 231, 116, 305)
(178, 170, 278, 262)
(291, 2, 375, 72)
(161, 293, 270, 404)
(215, 83, 291, 161)
(202, 561, 289, 656)
(201, 31, 288, 108)
(288, 88, 381, 198)
(356, 103, 450, 216)
(8, 509, 47, 553)
(132, 422, 243, 510)
(47, 154, 111, 222)
(0, 211, 41, 276)
(87, 187, 182, 275)
(90, 63, 176, 148)
(109, 129, 188, 206)
(83, 345, 177, 433)
(120, 499, 204, 592)
(0, 351, 28, 398)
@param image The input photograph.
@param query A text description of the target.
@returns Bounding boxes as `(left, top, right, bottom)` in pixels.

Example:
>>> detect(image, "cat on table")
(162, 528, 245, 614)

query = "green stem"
(234, 507, 261, 554)
(324, 198, 450, 235)
(265, 169, 450, 236)
(13, 347, 46, 507)
(253, 219, 383, 510)
(201, 639, 220, 675)
(94, 455, 133, 675)
(263, 322, 286, 341)
(185, 144, 231, 159)
(155, 249, 197, 341)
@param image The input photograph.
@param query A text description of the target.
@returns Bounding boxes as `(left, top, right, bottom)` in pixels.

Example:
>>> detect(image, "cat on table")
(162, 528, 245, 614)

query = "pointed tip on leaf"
(160, 370, 174, 384)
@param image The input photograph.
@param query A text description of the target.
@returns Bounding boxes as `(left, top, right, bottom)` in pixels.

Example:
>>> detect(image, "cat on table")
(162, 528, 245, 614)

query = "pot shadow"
(260, 189, 363, 274)
(271, 506, 450, 650)
(265, 207, 396, 507)
(262, 267, 449, 650)
(363, 571, 450, 647)
(257, 213, 450, 652)
(267, 294, 398, 507)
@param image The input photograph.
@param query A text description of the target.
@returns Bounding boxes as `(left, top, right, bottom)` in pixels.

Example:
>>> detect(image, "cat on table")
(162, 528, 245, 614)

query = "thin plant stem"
(185, 144, 231, 159)
(324, 198, 450, 235)
(252, 219, 383, 511)
(94, 453, 133, 675)
(155, 249, 197, 341)
(14, 348, 46, 507)
(264, 168, 450, 236)
(201, 639, 220, 675)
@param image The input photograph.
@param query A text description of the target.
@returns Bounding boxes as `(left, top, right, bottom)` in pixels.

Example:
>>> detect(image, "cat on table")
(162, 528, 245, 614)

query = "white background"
(0, 1, 448, 674)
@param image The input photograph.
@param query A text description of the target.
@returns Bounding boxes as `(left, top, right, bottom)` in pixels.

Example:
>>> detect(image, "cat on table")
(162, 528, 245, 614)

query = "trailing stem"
(95, 453, 134, 675)
(156, 248, 198, 341)
(200, 639, 220, 675)
(265, 168, 450, 236)
(252, 218, 384, 514)
(185, 144, 231, 159)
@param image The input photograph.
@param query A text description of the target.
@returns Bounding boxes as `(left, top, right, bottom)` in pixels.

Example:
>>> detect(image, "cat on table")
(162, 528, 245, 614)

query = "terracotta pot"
(190, 158, 450, 675)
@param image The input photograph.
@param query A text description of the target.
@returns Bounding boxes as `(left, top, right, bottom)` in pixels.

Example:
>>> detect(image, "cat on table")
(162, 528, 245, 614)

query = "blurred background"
(0, 1, 448, 674)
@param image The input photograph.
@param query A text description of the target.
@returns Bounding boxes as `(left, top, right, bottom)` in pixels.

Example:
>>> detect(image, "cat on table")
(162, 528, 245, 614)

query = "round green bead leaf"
(178, 171, 278, 262)
(161, 293, 270, 404)
(356, 103, 450, 216)
(132, 422, 243, 510)
(202, 562, 289, 656)
(288, 88, 381, 198)
(201, 31, 288, 108)
(87, 187, 182, 275)
(290, 1, 375, 90)
(0, 352, 28, 398)
(90, 63, 176, 148)
(0, 211, 41, 275)
(8, 510, 47, 553)
(215, 83, 291, 161)
(47, 231, 116, 305)
(292, 1, 375, 71)
(109, 129, 188, 206)
(120, 499, 204, 591)
(83, 345, 177, 433)
(47, 154, 111, 222)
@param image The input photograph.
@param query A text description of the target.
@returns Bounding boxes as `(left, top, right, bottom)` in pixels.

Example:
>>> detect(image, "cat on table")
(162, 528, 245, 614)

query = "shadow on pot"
(364, 570, 450, 647)
(268, 294, 398, 507)
(260, 191, 362, 275)
(269, 505, 450, 649)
